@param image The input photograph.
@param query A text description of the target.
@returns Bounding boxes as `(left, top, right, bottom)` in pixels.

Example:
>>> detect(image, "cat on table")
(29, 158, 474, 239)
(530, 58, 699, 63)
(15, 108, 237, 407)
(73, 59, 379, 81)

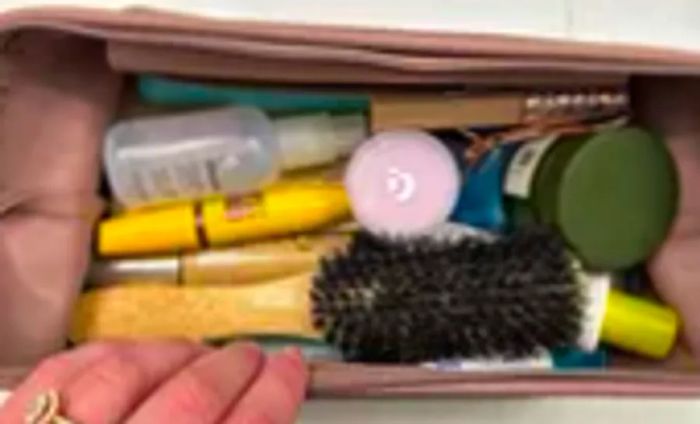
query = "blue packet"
(552, 347, 609, 369)
(450, 145, 512, 232)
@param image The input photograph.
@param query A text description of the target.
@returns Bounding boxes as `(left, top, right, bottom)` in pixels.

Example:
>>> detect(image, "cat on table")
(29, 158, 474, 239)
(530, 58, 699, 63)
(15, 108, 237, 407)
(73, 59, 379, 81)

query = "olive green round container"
(509, 127, 678, 270)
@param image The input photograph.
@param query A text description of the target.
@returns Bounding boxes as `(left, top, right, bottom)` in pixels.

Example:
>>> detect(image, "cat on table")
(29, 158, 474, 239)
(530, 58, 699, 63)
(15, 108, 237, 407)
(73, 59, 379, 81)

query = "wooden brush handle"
(182, 233, 350, 285)
(70, 274, 320, 342)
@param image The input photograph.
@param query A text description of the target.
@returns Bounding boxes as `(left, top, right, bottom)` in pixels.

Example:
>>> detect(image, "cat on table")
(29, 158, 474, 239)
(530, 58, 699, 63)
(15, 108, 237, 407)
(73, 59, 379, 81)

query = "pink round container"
(344, 130, 461, 237)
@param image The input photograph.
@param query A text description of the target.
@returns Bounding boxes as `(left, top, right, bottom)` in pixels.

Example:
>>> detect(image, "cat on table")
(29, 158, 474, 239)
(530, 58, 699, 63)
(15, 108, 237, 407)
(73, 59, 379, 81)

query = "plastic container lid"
(345, 130, 461, 237)
(532, 127, 678, 270)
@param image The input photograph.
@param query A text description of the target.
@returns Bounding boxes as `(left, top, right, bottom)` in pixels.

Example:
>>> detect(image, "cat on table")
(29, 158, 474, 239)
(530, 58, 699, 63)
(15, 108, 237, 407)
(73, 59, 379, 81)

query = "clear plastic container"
(105, 107, 365, 207)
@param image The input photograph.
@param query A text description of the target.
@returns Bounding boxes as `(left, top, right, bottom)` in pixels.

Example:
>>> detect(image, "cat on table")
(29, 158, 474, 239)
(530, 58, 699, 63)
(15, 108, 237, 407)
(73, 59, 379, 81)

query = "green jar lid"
(532, 127, 678, 270)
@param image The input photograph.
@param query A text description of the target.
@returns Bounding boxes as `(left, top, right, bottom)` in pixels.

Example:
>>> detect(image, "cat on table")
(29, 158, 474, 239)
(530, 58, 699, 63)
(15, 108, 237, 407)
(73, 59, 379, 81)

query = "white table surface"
(2, 1, 700, 422)
(301, 398, 700, 423)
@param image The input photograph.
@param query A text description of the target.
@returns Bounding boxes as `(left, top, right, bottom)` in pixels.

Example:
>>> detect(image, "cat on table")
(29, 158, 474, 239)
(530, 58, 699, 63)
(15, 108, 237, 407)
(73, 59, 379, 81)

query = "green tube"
(138, 75, 370, 114)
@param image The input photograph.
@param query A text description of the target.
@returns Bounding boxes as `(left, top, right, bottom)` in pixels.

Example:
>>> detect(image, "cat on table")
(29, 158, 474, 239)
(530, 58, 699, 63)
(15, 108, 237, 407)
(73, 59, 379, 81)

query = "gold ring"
(25, 390, 76, 424)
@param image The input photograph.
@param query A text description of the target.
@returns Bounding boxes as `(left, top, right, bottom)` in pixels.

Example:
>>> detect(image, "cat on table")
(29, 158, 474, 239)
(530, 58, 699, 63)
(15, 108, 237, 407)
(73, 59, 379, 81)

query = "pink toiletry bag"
(2, 6, 700, 397)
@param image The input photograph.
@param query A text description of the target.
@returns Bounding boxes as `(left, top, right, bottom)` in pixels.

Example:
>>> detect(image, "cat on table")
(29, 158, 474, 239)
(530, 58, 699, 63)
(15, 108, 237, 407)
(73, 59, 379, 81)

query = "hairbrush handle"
(579, 272, 679, 359)
(70, 275, 321, 342)
(181, 234, 350, 286)
(600, 288, 679, 359)
(88, 233, 351, 288)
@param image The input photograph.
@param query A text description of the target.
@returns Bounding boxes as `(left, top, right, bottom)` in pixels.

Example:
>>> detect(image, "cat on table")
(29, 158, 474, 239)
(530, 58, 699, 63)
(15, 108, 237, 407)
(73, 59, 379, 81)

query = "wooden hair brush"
(72, 227, 679, 362)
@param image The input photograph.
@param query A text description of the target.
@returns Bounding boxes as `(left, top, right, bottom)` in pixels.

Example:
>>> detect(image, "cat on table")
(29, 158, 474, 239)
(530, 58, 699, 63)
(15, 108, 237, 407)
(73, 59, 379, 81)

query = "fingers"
(649, 236, 700, 358)
(0, 342, 306, 424)
(128, 342, 264, 424)
(225, 347, 308, 424)
(61, 341, 207, 424)
(0, 342, 119, 422)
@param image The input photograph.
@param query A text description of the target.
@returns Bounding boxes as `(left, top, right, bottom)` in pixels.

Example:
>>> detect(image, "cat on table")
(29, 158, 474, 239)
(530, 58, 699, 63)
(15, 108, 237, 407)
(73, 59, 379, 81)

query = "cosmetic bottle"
(504, 127, 678, 269)
(105, 107, 366, 207)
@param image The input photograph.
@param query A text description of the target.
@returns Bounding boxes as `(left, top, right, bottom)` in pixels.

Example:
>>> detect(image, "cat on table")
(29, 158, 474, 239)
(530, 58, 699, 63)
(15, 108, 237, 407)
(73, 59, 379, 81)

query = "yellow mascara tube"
(98, 182, 350, 256)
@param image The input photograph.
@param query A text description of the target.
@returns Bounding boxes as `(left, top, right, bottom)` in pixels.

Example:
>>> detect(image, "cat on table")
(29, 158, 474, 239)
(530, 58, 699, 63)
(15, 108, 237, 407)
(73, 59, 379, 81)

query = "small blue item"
(450, 145, 510, 232)
(255, 337, 342, 361)
(138, 75, 370, 114)
(552, 347, 609, 369)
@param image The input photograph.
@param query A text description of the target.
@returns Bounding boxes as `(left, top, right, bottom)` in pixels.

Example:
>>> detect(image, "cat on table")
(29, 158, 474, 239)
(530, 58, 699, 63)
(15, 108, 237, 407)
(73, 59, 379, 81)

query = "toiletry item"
(280, 160, 346, 185)
(139, 75, 369, 114)
(206, 336, 342, 360)
(424, 348, 608, 371)
(345, 130, 461, 237)
(98, 182, 350, 256)
(74, 227, 678, 362)
(89, 233, 352, 287)
(551, 347, 609, 369)
(105, 107, 366, 207)
(254, 338, 342, 361)
(424, 355, 553, 372)
(504, 127, 678, 270)
(451, 145, 512, 232)
(370, 90, 628, 132)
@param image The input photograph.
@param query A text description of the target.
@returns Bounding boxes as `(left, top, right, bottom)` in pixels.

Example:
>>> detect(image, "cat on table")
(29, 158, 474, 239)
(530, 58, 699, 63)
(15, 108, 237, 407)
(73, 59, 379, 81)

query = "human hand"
(647, 137, 700, 359)
(0, 341, 308, 424)
(634, 77, 700, 361)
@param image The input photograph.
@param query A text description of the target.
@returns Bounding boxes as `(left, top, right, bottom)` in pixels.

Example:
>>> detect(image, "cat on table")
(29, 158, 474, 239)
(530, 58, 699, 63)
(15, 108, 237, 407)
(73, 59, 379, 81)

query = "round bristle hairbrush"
(72, 226, 679, 362)
(313, 227, 583, 362)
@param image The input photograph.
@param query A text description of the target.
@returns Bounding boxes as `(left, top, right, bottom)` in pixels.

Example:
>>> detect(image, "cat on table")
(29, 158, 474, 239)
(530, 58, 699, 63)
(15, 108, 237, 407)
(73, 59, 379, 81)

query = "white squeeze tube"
(104, 106, 366, 208)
